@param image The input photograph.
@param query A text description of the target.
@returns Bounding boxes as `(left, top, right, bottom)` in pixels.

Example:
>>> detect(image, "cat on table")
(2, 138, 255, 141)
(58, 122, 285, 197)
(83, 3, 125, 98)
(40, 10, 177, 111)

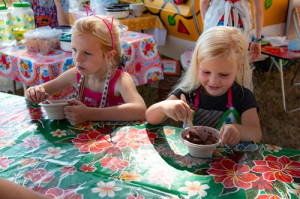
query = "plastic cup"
(180, 126, 221, 158)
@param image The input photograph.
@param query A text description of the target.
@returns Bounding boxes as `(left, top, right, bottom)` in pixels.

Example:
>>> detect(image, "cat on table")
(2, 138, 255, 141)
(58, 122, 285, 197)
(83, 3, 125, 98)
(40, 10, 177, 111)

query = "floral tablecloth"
(0, 92, 299, 199)
(0, 31, 163, 99)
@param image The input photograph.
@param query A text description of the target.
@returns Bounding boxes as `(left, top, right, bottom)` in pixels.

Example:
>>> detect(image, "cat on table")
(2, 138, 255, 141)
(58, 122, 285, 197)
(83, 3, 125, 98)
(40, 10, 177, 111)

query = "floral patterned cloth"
(0, 92, 299, 199)
(0, 31, 163, 98)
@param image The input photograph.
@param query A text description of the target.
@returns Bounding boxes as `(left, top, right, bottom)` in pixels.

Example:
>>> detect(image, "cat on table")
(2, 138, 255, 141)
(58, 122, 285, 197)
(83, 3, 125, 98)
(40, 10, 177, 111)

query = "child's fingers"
(179, 94, 194, 121)
(219, 127, 228, 147)
(180, 94, 187, 102)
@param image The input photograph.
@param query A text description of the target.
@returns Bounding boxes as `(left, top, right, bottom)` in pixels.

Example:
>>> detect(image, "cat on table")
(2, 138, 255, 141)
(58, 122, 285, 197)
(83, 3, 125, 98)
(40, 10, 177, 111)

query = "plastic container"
(24, 26, 63, 53)
(40, 100, 69, 120)
(0, 0, 16, 46)
(180, 126, 221, 158)
(59, 33, 71, 52)
(11, 0, 35, 42)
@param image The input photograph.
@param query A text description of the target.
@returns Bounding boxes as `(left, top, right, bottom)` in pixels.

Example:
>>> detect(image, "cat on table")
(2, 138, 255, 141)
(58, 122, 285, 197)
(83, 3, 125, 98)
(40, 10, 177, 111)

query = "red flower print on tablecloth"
(114, 128, 157, 149)
(257, 194, 284, 199)
(0, 129, 10, 138)
(45, 188, 83, 199)
(72, 130, 112, 153)
(60, 166, 76, 175)
(20, 136, 45, 149)
(127, 195, 145, 199)
(135, 62, 142, 73)
(80, 164, 96, 172)
(74, 122, 99, 130)
(207, 158, 259, 189)
(147, 167, 176, 189)
(251, 176, 273, 191)
(24, 168, 54, 183)
(28, 107, 43, 120)
(252, 155, 300, 183)
(0, 157, 14, 170)
(100, 157, 129, 171)
(142, 39, 155, 57)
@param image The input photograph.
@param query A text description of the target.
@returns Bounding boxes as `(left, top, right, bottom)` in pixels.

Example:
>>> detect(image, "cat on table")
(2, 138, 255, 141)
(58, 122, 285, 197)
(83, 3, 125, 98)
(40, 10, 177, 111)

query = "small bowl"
(180, 126, 221, 158)
(129, 3, 144, 17)
(59, 34, 71, 52)
(40, 100, 69, 120)
(105, 3, 130, 19)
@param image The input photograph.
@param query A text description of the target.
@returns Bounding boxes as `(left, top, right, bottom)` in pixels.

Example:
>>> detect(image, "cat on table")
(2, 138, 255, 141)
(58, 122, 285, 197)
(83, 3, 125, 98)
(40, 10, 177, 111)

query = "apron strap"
(76, 68, 112, 108)
(194, 87, 232, 110)
(194, 88, 200, 110)
(227, 87, 232, 108)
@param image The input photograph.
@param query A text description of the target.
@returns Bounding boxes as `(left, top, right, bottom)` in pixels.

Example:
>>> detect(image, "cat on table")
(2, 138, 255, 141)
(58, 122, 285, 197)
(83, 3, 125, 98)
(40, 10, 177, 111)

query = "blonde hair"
(72, 16, 122, 69)
(174, 26, 250, 92)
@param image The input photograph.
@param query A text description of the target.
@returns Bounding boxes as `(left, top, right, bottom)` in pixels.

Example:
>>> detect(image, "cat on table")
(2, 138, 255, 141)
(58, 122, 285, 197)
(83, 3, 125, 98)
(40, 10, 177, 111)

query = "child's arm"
(220, 108, 262, 146)
(64, 72, 147, 124)
(0, 177, 49, 199)
(54, 0, 69, 26)
(145, 94, 194, 125)
(200, 0, 211, 22)
(25, 68, 77, 103)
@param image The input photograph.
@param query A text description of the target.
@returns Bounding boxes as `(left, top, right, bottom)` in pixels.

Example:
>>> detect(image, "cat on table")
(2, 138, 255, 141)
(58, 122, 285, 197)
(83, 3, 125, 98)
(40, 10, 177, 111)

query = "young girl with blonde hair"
(146, 26, 262, 147)
(26, 15, 146, 124)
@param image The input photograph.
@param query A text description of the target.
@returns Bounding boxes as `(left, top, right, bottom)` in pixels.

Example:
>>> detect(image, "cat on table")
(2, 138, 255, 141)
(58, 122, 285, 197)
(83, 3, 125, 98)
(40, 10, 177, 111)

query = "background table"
(0, 92, 299, 199)
(261, 45, 300, 112)
(0, 31, 163, 99)
(69, 11, 167, 46)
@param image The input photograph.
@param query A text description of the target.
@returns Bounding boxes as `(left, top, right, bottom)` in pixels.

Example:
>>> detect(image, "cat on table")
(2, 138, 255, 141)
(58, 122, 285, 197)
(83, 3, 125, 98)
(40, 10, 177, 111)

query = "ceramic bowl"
(129, 3, 144, 17)
(180, 126, 221, 158)
(40, 100, 69, 120)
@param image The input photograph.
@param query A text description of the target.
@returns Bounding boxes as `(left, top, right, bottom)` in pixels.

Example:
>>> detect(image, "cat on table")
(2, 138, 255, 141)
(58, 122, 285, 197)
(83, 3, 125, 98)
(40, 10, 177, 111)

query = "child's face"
(198, 56, 238, 96)
(71, 33, 107, 78)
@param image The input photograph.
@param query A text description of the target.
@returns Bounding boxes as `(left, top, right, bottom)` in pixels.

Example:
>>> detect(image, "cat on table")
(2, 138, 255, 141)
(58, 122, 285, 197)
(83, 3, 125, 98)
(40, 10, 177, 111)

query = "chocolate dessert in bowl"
(180, 126, 221, 158)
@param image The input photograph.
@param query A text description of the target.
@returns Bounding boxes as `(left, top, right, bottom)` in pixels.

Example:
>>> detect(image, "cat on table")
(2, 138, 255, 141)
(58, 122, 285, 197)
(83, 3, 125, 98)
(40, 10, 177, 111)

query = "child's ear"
(107, 50, 116, 60)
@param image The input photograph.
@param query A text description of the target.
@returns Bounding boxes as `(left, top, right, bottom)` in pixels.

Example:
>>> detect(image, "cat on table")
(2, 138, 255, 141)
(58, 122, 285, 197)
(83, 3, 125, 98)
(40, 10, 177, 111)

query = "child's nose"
(209, 75, 219, 84)
(74, 53, 84, 62)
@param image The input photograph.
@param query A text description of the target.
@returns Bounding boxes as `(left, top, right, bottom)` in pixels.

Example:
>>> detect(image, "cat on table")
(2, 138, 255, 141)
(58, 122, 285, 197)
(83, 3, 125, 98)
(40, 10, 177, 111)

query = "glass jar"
(11, 1, 35, 42)
(0, 2, 16, 47)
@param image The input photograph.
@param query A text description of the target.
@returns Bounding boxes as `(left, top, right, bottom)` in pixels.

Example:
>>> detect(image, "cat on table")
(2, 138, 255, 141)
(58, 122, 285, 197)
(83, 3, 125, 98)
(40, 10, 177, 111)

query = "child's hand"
(25, 85, 48, 103)
(219, 124, 240, 146)
(64, 98, 88, 125)
(162, 99, 193, 122)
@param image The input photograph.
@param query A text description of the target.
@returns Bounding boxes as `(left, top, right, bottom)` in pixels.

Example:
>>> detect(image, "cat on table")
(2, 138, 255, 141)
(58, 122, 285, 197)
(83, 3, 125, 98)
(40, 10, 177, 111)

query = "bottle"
(0, 0, 16, 46)
(11, 0, 35, 42)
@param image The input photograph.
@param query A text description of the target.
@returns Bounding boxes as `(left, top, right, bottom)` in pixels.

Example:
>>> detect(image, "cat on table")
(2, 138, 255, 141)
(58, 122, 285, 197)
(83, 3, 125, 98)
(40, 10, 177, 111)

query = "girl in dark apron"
(146, 26, 262, 147)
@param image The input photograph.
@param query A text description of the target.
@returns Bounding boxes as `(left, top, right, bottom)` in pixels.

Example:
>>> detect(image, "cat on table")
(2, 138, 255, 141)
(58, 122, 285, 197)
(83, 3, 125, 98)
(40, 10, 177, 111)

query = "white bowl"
(129, 3, 144, 17)
(180, 126, 221, 158)
(106, 10, 130, 19)
(40, 100, 69, 120)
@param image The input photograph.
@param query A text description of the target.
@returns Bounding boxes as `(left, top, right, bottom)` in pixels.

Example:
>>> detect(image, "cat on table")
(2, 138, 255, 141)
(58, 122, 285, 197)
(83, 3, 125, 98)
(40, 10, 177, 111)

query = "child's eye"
(72, 48, 77, 52)
(203, 71, 210, 74)
(220, 74, 229, 77)
(85, 52, 92, 55)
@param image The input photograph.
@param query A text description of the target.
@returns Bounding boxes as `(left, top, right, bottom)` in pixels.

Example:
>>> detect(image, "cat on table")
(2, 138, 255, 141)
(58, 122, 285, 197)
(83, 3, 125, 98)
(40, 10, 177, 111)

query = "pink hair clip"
(85, 5, 115, 50)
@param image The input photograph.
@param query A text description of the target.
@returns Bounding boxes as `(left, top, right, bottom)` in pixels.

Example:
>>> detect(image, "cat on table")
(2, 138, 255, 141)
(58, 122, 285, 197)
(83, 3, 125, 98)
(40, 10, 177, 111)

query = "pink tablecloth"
(0, 31, 163, 98)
